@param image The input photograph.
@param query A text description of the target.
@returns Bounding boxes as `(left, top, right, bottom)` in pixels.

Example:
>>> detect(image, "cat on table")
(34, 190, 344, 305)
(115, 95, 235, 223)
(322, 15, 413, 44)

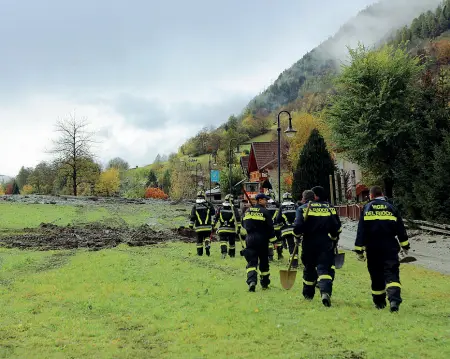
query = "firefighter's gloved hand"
(402, 249, 409, 256)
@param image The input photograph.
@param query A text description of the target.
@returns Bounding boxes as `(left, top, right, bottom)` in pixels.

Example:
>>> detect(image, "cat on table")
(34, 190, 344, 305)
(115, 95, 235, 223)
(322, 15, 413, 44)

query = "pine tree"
(12, 180, 20, 195)
(292, 129, 335, 201)
(146, 170, 158, 188)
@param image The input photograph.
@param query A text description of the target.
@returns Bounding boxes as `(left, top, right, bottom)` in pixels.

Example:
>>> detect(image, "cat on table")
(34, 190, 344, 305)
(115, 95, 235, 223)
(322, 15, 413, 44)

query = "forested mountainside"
(247, 0, 443, 116)
(179, 0, 448, 158)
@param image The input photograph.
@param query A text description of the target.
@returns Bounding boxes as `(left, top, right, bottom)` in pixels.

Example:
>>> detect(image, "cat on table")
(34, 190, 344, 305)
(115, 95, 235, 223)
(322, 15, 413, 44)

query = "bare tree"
(50, 114, 97, 196)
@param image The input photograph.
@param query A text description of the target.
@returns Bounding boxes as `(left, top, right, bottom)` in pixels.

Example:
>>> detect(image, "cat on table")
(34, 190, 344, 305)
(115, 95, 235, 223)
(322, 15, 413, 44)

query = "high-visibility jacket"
(355, 197, 409, 253)
(293, 201, 340, 250)
(266, 201, 281, 231)
(189, 201, 215, 232)
(213, 204, 241, 234)
(242, 205, 277, 244)
(276, 201, 298, 238)
(321, 201, 342, 240)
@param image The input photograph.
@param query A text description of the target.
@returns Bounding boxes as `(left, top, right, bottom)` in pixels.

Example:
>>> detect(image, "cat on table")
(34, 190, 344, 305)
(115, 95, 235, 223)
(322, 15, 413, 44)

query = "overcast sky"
(0, 0, 378, 176)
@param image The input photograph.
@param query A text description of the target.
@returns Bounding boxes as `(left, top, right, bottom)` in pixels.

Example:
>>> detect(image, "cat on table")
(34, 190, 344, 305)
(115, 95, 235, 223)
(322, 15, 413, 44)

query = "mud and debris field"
(0, 194, 196, 250)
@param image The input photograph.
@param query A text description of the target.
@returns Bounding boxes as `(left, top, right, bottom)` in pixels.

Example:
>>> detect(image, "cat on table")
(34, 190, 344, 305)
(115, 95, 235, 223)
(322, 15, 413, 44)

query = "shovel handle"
(287, 241, 298, 272)
(286, 202, 311, 272)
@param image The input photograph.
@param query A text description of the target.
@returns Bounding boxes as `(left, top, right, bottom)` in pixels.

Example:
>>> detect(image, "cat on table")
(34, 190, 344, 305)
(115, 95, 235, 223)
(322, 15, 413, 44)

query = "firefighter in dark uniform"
(189, 190, 215, 256)
(294, 189, 340, 307)
(242, 193, 277, 292)
(266, 191, 283, 260)
(311, 186, 342, 282)
(213, 194, 241, 259)
(276, 192, 299, 267)
(354, 186, 410, 312)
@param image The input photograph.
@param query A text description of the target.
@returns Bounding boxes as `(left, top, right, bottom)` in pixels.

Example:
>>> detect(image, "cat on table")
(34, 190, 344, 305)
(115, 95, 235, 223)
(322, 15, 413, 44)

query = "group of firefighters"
(189, 185, 410, 313)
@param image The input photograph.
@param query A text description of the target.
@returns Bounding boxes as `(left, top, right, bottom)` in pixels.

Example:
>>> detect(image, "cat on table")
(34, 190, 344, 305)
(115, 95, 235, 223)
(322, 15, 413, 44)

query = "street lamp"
(277, 110, 297, 203)
(208, 152, 217, 201)
(229, 138, 240, 196)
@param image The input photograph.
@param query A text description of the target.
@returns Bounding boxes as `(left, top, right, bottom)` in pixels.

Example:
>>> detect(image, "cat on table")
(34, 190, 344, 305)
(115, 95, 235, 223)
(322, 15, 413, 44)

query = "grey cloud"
(110, 94, 251, 130)
(0, 0, 376, 97)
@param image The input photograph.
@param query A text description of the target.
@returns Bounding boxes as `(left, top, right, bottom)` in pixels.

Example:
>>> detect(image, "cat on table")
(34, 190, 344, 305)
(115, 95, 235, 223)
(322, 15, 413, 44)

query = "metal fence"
(335, 204, 362, 221)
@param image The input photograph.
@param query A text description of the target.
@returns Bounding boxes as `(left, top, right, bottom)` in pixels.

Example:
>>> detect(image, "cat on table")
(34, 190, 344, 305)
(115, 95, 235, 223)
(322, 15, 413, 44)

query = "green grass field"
(0, 202, 188, 231)
(1, 202, 449, 358)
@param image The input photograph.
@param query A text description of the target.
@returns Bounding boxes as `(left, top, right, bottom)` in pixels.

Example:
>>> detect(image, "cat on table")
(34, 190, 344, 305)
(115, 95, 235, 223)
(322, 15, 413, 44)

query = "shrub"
(145, 187, 169, 200)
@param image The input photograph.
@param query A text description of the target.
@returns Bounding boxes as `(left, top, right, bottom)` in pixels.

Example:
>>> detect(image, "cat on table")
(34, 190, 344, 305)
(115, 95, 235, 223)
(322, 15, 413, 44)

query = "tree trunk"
(383, 177, 394, 198)
(73, 168, 77, 196)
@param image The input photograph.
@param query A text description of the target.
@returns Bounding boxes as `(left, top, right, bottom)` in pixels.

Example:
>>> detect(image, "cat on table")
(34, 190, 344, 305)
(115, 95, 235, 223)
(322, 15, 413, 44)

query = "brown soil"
(0, 223, 197, 251)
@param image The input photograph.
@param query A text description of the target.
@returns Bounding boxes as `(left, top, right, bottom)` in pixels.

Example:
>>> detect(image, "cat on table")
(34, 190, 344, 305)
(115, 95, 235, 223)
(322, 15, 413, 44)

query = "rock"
(428, 239, 437, 244)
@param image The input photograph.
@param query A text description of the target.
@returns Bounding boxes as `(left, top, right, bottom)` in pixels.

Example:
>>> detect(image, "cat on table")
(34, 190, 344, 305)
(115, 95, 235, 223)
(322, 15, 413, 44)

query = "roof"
(240, 156, 249, 176)
(248, 142, 278, 173)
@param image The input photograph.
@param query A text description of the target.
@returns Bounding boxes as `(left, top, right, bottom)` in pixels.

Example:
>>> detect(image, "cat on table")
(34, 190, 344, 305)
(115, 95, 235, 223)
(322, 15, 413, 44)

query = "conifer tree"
(292, 129, 335, 201)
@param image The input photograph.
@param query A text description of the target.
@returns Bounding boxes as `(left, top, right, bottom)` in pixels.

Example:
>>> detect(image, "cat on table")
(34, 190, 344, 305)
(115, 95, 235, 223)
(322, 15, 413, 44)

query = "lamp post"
(229, 138, 240, 196)
(277, 110, 297, 203)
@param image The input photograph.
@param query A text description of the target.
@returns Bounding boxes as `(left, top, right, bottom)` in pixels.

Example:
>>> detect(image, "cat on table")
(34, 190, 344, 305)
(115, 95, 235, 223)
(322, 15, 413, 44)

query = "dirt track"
(339, 219, 450, 275)
(0, 223, 196, 251)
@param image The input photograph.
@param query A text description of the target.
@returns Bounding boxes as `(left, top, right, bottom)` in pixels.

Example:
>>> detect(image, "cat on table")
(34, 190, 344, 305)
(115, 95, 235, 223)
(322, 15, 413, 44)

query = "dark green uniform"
(242, 205, 277, 289)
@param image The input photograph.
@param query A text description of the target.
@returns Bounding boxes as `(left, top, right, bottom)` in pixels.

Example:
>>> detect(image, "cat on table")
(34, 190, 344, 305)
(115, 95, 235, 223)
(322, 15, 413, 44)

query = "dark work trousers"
(286, 235, 299, 268)
(245, 236, 270, 287)
(275, 231, 284, 258)
(196, 232, 211, 256)
(301, 244, 334, 299)
(219, 233, 236, 257)
(366, 249, 402, 305)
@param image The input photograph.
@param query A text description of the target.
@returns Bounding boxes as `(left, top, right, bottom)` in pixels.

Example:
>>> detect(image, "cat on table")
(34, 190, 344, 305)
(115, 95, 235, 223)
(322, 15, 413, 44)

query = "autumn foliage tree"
(22, 185, 34, 195)
(95, 168, 120, 197)
(144, 187, 168, 199)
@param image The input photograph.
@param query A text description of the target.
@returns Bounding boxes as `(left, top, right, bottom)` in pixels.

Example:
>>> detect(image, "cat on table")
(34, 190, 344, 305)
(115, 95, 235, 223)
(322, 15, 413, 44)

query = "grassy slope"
(0, 242, 449, 359)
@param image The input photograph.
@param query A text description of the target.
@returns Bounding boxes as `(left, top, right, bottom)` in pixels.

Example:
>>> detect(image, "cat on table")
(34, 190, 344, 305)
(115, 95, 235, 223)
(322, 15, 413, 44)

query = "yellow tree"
(22, 184, 34, 195)
(0, 184, 4, 195)
(287, 112, 331, 169)
(95, 168, 120, 197)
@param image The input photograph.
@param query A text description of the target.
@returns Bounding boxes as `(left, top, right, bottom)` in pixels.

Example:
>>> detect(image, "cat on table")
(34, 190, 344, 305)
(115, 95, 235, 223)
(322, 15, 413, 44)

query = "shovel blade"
(280, 269, 297, 290)
(399, 255, 417, 263)
(334, 252, 345, 269)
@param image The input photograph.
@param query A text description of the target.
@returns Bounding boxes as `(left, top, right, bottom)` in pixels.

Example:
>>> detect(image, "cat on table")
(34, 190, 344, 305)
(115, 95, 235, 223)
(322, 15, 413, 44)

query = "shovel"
(280, 240, 299, 290)
(279, 202, 311, 290)
(334, 246, 345, 269)
(399, 250, 417, 263)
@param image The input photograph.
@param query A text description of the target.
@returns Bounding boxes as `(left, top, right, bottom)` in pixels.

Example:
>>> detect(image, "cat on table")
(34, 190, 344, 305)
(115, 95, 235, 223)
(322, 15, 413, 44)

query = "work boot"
(374, 299, 387, 310)
(205, 246, 210, 256)
(321, 293, 331, 307)
(197, 247, 203, 256)
(248, 282, 256, 292)
(303, 295, 314, 301)
(261, 285, 269, 290)
(221, 252, 226, 259)
(390, 301, 400, 313)
(228, 249, 235, 258)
